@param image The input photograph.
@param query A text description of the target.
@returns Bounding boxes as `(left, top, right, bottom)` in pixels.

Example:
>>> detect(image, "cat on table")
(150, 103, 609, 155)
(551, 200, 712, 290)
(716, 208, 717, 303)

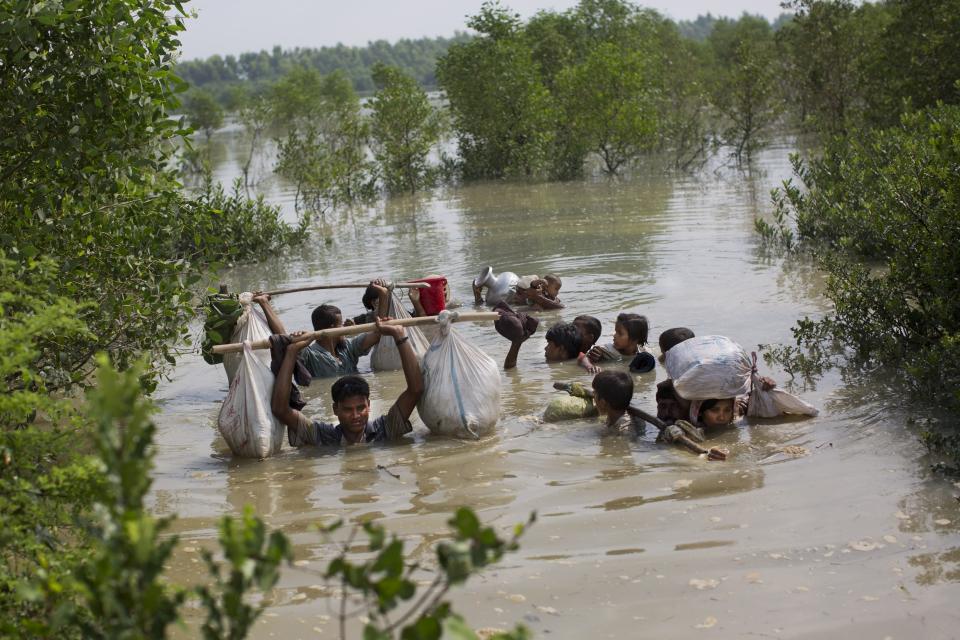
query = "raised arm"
(372, 278, 391, 318)
(503, 338, 525, 370)
(527, 289, 564, 310)
(408, 287, 426, 317)
(253, 293, 286, 334)
(376, 317, 423, 419)
(270, 335, 310, 432)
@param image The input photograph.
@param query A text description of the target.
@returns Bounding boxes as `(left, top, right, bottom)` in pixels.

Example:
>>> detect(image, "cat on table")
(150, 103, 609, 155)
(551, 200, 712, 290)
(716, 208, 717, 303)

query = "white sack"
(747, 371, 819, 418)
(222, 292, 272, 386)
(217, 342, 286, 458)
(665, 335, 752, 401)
(370, 291, 429, 371)
(418, 310, 501, 438)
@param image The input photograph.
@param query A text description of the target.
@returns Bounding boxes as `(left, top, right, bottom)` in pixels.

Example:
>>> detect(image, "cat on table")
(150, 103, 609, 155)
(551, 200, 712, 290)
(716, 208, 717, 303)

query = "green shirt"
(297, 334, 372, 378)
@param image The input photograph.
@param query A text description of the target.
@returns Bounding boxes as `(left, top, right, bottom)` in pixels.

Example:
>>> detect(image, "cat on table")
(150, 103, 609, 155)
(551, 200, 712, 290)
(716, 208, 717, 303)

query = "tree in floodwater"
(183, 88, 224, 142)
(707, 15, 781, 163)
(274, 68, 375, 212)
(756, 103, 960, 471)
(437, 3, 555, 179)
(776, 0, 881, 137)
(556, 42, 659, 175)
(862, 0, 960, 128)
(237, 89, 273, 192)
(369, 63, 443, 194)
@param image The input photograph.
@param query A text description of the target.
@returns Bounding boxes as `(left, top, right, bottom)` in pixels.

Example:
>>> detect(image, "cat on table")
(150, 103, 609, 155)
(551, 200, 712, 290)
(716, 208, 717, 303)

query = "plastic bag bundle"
(222, 292, 272, 386)
(418, 310, 501, 438)
(748, 369, 819, 418)
(665, 335, 753, 401)
(217, 342, 286, 458)
(370, 291, 429, 371)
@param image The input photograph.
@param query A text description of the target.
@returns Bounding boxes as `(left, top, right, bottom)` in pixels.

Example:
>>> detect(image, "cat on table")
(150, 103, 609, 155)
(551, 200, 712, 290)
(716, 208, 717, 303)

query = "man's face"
(334, 395, 370, 436)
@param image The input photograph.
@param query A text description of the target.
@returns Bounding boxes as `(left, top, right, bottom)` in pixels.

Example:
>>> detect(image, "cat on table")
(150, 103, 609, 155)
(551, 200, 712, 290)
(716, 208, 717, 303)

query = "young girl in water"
(587, 313, 651, 368)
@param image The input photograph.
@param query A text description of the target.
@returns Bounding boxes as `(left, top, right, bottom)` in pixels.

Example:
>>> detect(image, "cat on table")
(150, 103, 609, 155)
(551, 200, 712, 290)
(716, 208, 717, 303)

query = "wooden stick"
(211, 312, 500, 354)
(264, 281, 429, 296)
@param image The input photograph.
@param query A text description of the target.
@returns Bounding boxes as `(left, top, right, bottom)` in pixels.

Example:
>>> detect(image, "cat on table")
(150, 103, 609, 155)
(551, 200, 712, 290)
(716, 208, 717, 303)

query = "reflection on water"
(156, 132, 960, 637)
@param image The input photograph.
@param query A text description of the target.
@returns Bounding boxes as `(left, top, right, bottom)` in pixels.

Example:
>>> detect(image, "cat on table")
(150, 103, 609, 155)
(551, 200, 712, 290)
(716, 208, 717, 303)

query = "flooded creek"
(153, 134, 960, 638)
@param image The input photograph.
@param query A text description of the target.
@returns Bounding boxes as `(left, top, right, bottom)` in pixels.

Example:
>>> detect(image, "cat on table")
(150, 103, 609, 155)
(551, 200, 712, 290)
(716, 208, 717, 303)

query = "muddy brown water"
(154, 135, 960, 638)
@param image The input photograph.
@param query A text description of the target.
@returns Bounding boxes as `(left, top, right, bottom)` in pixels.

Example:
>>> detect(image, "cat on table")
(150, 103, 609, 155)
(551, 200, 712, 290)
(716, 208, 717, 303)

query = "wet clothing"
(298, 334, 372, 379)
(605, 411, 646, 434)
(289, 403, 412, 447)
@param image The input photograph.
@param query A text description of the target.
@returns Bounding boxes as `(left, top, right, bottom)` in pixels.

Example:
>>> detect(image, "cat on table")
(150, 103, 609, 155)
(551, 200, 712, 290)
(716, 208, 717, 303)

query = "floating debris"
(695, 616, 718, 629)
(779, 445, 808, 456)
(689, 578, 720, 590)
(849, 540, 880, 552)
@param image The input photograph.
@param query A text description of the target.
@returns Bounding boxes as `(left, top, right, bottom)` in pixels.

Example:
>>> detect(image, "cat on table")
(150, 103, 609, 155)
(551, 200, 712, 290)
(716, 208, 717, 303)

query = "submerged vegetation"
(753, 0, 960, 471)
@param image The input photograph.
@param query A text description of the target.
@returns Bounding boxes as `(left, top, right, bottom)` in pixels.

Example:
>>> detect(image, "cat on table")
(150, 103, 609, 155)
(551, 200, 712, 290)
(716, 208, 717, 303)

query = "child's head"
(592, 371, 633, 414)
(542, 273, 562, 299)
(573, 315, 602, 350)
(361, 285, 380, 311)
(544, 322, 581, 361)
(658, 327, 695, 362)
(613, 313, 648, 353)
(311, 304, 343, 331)
(698, 398, 735, 429)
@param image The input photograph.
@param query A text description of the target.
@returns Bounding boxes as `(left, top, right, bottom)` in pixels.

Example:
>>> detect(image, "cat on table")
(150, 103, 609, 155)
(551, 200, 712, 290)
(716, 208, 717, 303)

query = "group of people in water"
(250, 270, 777, 458)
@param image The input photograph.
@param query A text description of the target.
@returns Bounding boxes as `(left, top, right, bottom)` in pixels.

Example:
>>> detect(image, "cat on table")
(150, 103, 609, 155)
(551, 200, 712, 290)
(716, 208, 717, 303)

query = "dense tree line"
(175, 34, 472, 106)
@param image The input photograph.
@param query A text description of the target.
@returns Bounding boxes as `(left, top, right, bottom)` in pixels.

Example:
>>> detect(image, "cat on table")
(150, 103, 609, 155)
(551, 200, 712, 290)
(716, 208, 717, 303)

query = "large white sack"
(748, 370, 819, 418)
(418, 310, 501, 438)
(370, 291, 429, 371)
(222, 292, 272, 385)
(217, 342, 286, 458)
(665, 335, 752, 401)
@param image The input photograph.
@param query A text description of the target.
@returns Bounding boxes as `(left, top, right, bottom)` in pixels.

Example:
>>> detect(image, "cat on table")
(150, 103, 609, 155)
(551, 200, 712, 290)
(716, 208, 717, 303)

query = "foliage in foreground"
(1, 0, 306, 389)
(756, 102, 960, 469)
(320, 509, 534, 639)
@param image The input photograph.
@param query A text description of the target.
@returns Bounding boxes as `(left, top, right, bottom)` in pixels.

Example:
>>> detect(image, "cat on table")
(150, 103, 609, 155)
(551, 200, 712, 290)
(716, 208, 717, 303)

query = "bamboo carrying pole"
(210, 311, 500, 355)
(264, 281, 429, 296)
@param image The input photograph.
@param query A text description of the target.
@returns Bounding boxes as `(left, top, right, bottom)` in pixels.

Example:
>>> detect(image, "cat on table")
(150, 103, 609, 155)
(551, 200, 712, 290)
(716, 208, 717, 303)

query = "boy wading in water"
(271, 318, 423, 446)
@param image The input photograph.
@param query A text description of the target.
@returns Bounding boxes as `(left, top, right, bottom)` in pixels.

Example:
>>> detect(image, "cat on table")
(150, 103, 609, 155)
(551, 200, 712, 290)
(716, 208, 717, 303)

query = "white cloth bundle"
(222, 292, 272, 386)
(217, 342, 286, 458)
(747, 370, 819, 418)
(370, 291, 429, 371)
(418, 310, 501, 438)
(665, 335, 753, 401)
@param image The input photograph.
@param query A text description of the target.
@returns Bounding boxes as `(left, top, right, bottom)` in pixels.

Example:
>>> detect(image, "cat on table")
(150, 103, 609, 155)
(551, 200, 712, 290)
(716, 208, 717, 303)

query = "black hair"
(331, 375, 370, 404)
(544, 322, 582, 360)
(658, 327, 695, 354)
(615, 312, 649, 345)
(311, 304, 342, 331)
(543, 273, 562, 288)
(573, 315, 602, 346)
(592, 370, 634, 411)
(361, 285, 380, 311)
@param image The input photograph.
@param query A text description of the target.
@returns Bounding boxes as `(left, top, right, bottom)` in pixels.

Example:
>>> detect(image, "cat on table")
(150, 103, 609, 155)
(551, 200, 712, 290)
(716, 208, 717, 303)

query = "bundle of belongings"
(214, 293, 289, 458)
(370, 290, 430, 371)
(418, 310, 501, 439)
(664, 335, 818, 421)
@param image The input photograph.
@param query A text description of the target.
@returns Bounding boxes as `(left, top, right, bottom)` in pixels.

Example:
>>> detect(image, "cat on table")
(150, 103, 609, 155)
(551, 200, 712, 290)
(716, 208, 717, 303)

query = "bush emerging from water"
(757, 102, 960, 468)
